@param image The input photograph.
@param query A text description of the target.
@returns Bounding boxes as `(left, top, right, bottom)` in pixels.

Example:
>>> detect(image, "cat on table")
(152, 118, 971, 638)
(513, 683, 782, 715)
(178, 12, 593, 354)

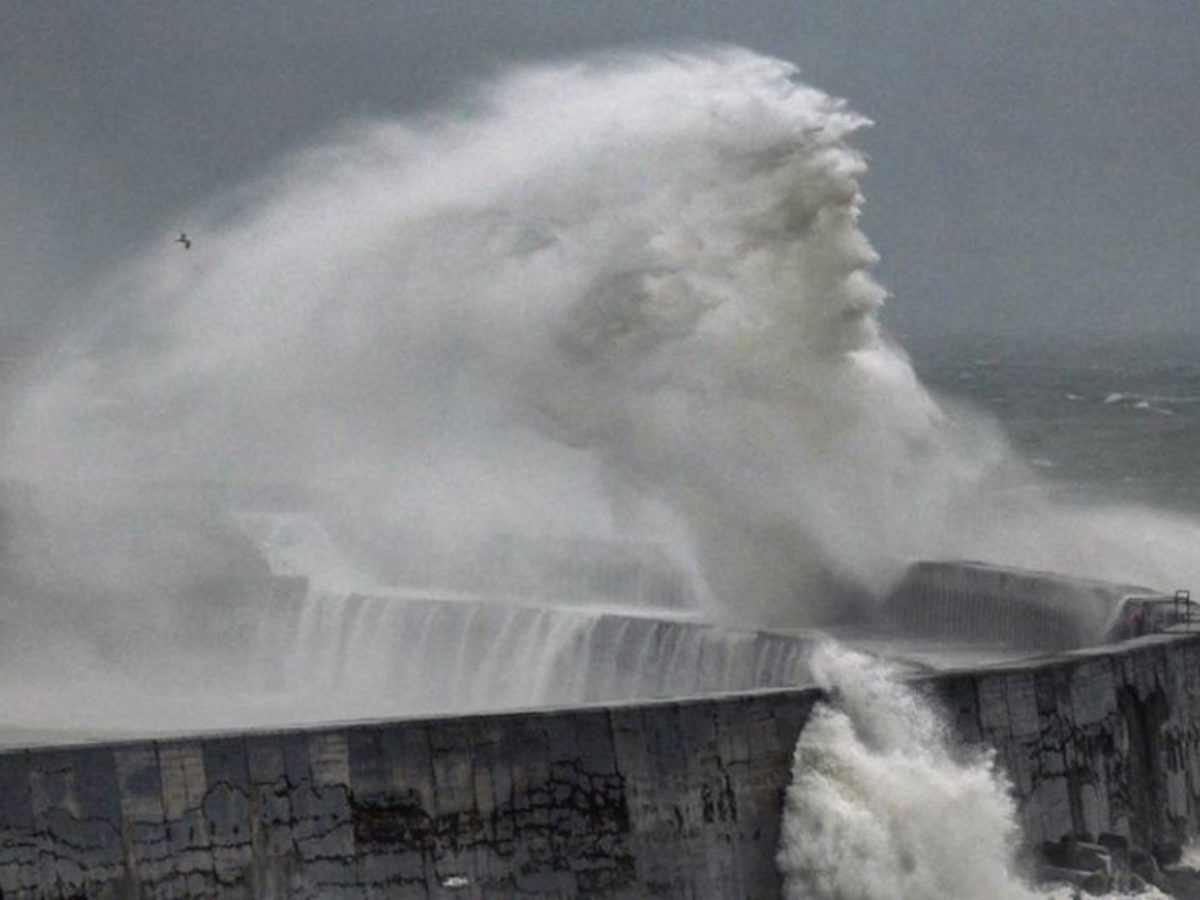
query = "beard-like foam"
(7, 48, 1199, 627)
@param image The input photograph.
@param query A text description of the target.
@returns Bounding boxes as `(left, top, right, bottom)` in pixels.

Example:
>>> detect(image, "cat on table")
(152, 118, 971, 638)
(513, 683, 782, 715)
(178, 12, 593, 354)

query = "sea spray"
(779, 643, 1031, 898)
(1, 49, 1008, 625)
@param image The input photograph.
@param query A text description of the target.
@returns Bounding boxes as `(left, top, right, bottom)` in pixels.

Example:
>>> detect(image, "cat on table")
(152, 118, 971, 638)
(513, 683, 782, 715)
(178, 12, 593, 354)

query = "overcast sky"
(3, 1, 1197, 372)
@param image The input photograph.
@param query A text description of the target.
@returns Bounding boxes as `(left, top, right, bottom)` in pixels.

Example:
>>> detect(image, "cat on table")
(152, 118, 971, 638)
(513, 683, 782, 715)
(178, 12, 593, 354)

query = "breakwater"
(883, 560, 1158, 651)
(2, 629, 1198, 897)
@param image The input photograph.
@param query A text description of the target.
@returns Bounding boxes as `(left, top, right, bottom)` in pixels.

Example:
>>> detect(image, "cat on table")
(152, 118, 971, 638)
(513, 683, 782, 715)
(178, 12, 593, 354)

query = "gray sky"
(2, 0, 1198, 371)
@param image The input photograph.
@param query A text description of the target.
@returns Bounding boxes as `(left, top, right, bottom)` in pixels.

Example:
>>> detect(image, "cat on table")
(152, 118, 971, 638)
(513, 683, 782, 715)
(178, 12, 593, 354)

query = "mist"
(6, 47, 1200, 615)
(2, 50, 981, 624)
(2, 48, 1199, 741)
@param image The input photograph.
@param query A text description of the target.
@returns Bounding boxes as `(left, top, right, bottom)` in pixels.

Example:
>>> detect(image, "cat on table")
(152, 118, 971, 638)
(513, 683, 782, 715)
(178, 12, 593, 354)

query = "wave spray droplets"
(8, 49, 1011, 626)
(5, 47, 1200, 658)
(779, 646, 1035, 898)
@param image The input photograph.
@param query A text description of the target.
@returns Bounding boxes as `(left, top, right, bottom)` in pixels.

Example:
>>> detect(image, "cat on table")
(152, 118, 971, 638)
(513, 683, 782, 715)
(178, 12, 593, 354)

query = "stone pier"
(2, 632, 1199, 897)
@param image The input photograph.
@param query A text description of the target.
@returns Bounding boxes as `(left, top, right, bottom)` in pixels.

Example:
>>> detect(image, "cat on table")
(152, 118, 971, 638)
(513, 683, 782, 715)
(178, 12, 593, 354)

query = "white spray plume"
(5, 47, 1199, 628)
(778, 643, 1166, 899)
(779, 643, 1030, 898)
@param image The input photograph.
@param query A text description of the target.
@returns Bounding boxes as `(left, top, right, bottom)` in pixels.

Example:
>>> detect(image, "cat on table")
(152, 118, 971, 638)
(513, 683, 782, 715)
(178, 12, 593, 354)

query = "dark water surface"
(910, 334, 1200, 516)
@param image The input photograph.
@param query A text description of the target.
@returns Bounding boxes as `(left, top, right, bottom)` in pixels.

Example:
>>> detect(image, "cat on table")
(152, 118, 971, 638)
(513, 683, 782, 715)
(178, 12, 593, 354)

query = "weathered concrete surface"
(3, 634, 1200, 897)
(0, 692, 819, 898)
(934, 632, 1200, 858)
(886, 560, 1159, 650)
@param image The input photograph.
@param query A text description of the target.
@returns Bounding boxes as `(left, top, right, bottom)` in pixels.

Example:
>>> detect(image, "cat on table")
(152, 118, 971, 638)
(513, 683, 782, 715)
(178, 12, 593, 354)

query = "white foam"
(778, 643, 1170, 899)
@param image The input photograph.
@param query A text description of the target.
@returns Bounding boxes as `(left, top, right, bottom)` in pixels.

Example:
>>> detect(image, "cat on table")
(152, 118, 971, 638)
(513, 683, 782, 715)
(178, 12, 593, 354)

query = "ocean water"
(913, 334, 1200, 516)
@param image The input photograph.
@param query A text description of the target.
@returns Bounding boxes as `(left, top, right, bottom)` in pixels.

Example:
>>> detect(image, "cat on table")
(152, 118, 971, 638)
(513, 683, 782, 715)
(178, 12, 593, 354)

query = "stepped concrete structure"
(0, 562, 1195, 897)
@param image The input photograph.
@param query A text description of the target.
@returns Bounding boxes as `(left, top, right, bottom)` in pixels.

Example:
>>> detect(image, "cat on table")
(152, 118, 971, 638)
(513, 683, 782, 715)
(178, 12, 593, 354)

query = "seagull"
(175, 233, 192, 250)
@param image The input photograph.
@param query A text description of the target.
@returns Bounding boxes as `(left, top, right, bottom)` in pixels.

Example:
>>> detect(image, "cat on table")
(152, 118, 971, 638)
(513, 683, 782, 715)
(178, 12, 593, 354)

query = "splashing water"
(778, 644, 1170, 899)
(778, 644, 1032, 898)
(2, 47, 1200, 696)
(2, 49, 1007, 627)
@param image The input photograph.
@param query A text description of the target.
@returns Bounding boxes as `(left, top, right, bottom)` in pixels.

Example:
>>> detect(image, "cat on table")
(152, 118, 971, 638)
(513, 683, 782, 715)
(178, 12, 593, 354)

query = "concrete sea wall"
(936, 633, 1200, 856)
(3, 634, 1200, 897)
(885, 560, 1158, 650)
(0, 691, 819, 898)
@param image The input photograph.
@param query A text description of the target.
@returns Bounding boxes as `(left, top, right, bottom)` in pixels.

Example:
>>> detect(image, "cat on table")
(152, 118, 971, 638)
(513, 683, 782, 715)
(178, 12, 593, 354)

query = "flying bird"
(175, 233, 191, 250)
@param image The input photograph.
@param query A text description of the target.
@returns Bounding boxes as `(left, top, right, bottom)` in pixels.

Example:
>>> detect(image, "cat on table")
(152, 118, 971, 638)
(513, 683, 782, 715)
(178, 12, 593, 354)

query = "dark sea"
(909, 334, 1200, 517)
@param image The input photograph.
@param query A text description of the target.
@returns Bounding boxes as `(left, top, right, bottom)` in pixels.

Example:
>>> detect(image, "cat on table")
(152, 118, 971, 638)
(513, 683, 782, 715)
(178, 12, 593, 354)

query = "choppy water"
(914, 334, 1200, 515)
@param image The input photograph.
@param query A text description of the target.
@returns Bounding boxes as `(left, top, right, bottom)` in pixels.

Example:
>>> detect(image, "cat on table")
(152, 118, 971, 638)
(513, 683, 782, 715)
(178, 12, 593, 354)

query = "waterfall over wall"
(250, 586, 813, 720)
